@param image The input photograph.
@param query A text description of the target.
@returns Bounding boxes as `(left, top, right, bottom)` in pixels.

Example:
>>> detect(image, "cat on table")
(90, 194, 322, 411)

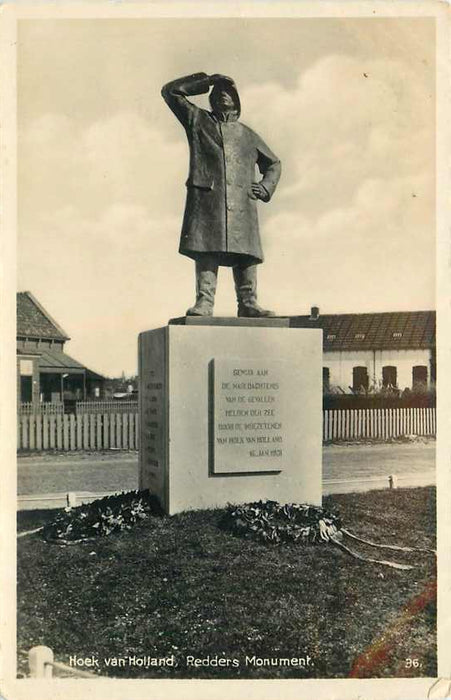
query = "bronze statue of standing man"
(162, 72, 281, 317)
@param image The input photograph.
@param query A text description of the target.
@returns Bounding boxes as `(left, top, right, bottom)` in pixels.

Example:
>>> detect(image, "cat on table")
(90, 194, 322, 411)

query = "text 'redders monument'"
(139, 73, 322, 515)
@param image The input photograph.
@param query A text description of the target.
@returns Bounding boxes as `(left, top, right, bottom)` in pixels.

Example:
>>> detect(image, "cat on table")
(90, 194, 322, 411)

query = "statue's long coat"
(161, 73, 281, 265)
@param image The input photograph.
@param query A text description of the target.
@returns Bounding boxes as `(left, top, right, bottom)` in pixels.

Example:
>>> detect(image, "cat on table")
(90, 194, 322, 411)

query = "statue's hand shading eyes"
(209, 73, 235, 86)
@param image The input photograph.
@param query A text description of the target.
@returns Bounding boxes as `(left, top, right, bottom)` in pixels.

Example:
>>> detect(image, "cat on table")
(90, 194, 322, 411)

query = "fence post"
(388, 474, 398, 489)
(67, 492, 77, 508)
(28, 645, 54, 678)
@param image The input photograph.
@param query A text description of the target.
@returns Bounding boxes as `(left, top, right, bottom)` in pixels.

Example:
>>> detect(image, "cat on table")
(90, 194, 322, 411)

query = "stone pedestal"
(139, 318, 322, 515)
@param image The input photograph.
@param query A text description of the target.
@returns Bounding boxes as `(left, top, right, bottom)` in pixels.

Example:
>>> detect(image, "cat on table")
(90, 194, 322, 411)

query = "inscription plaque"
(212, 358, 289, 474)
(142, 373, 164, 474)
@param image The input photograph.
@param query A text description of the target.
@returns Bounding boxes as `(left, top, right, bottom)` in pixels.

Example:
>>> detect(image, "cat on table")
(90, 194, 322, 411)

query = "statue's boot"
(186, 256, 218, 316)
(234, 263, 275, 318)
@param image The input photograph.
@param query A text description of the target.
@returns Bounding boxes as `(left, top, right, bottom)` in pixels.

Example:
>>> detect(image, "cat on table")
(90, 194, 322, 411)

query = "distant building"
(17, 291, 104, 405)
(290, 308, 436, 393)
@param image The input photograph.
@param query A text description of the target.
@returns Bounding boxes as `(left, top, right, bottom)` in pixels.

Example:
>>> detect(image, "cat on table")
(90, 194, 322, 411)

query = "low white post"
(28, 645, 54, 678)
(388, 474, 398, 489)
(67, 492, 77, 508)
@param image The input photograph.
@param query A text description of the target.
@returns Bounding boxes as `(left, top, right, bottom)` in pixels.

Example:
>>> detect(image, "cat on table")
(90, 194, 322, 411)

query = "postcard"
(1, 2, 450, 699)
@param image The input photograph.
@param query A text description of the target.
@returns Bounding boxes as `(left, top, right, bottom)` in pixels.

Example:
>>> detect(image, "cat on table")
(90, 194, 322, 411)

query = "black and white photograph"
(1, 2, 450, 699)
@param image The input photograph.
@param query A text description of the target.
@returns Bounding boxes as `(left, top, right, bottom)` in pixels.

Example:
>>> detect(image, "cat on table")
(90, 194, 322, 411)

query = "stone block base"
(139, 319, 322, 515)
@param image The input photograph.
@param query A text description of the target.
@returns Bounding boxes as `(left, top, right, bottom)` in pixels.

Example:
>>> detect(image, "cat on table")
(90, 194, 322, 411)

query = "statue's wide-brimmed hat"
(209, 79, 241, 117)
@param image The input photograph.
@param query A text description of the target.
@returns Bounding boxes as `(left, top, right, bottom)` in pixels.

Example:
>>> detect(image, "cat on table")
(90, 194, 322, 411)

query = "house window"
(20, 359, 33, 376)
(382, 366, 397, 388)
(323, 367, 330, 392)
(392, 332, 403, 339)
(20, 376, 32, 402)
(354, 333, 365, 340)
(412, 365, 428, 388)
(326, 334, 336, 341)
(352, 366, 369, 392)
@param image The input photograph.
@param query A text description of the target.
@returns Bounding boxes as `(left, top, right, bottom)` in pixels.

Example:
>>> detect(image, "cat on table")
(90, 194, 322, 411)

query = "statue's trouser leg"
(186, 255, 218, 316)
(233, 262, 275, 318)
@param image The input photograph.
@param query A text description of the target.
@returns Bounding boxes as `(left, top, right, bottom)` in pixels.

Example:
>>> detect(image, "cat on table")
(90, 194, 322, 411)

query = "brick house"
(17, 291, 104, 405)
(290, 308, 436, 393)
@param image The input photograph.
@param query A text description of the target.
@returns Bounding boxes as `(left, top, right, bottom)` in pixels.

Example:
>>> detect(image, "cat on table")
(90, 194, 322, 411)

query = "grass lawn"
(17, 487, 436, 679)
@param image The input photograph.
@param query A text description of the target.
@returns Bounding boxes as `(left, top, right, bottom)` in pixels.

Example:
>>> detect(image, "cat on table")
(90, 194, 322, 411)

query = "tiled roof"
(289, 311, 435, 351)
(17, 292, 69, 341)
(38, 349, 86, 371)
(18, 347, 104, 378)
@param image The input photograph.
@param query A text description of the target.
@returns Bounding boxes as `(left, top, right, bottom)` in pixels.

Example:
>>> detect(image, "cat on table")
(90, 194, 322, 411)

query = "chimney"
(310, 306, 320, 320)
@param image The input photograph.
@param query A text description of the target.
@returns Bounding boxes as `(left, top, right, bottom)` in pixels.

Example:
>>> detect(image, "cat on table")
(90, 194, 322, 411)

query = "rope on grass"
(341, 528, 436, 555)
(329, 531, 414, 570)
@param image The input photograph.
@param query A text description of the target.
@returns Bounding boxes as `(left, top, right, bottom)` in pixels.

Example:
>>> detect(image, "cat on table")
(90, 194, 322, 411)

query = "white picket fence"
(76, 400, 138, 414)
(17, 412, 139, 451)
(16, 408, 436, 451)
(323, 407, 436, 441)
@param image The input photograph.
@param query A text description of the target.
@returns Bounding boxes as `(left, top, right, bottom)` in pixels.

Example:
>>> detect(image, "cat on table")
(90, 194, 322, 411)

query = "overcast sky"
(17, 17, 435, 377)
